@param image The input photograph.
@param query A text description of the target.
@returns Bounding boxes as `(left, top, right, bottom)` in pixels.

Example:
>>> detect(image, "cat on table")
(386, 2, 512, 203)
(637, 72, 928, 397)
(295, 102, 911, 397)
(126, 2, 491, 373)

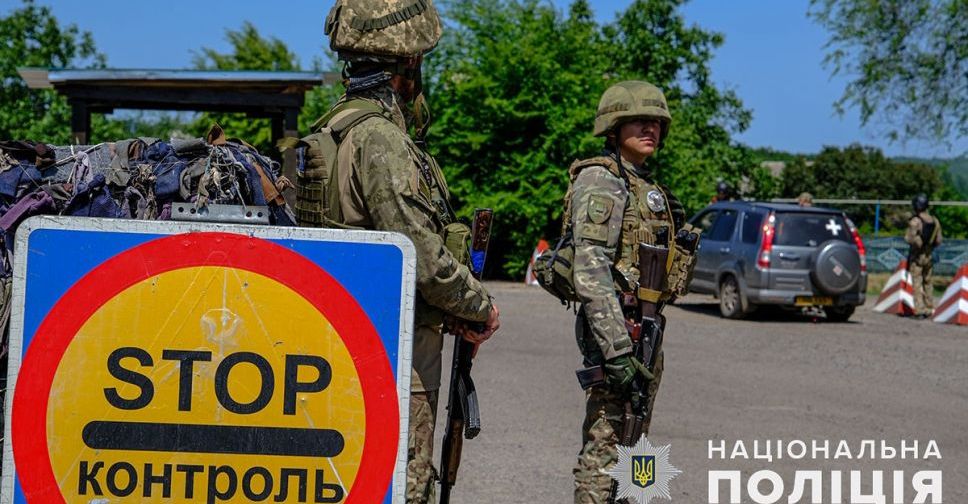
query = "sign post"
(2, 216, 415, 503)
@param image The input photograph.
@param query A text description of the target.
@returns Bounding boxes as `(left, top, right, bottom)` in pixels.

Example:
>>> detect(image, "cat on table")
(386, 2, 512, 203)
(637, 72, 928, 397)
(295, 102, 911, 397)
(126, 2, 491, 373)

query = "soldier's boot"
(406, 391, 438, 504)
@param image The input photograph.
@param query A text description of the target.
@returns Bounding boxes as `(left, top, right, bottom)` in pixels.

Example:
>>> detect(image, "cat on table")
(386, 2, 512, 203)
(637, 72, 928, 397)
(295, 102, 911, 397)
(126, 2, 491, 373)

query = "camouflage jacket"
(568, 155, 686, 361)
(905, 211, 943, 257)
(331, 85, 493, 325)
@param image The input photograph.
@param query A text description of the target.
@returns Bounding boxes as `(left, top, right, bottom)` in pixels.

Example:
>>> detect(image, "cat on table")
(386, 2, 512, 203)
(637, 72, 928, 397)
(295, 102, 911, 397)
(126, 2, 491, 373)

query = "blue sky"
(10, 0, 967, 158)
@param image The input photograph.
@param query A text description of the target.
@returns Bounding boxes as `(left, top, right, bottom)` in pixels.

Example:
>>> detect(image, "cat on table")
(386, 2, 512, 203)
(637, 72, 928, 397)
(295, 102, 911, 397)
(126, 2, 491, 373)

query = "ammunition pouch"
(443, 221, 472, 266)
(533, 233, 581, 303)
(294, 132, 334, 227)
(667, 223, 699, 298)
(667, 249, 695, 298)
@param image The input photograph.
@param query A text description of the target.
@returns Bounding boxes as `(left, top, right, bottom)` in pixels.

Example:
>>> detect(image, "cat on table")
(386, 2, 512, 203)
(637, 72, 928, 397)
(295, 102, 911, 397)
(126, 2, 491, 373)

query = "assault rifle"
(572, 227, 698, 504)
(439, 208, 492, 503)
(574, 240, 669, 396)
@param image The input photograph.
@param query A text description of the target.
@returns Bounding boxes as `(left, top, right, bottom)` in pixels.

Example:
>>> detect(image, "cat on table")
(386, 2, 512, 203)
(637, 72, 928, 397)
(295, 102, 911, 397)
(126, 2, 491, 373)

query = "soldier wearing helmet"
(711, 180, 733, 203)
(904, 194, 943, 319)
(564, 81, 696, 502)
(316, 1, 501, 501)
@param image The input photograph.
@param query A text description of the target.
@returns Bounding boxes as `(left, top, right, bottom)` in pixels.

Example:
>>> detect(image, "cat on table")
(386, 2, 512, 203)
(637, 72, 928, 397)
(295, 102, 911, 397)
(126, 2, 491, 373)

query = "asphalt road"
(435, 282, 967, 503)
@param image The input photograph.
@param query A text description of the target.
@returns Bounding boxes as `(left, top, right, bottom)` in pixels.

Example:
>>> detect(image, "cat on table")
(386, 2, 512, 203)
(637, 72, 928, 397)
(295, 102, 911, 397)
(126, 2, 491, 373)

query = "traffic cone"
(524, 239, 549, 286)
(932, 264, 968, 325)
(873, 260, 915, 316)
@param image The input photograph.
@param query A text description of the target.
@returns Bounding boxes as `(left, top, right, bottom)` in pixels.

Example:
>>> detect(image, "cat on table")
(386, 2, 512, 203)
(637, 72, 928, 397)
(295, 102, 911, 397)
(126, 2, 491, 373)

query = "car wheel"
(826, 305, 855, 322)
(719, 275, 747, 319)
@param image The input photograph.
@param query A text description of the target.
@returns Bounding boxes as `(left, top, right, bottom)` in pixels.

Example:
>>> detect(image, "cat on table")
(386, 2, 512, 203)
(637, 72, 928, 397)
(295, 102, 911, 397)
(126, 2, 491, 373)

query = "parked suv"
(688, 201, 867, 321)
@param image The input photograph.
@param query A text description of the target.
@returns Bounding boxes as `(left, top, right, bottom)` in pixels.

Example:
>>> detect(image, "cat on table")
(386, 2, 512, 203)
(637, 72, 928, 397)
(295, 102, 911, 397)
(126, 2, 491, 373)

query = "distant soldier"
(904, 194, 943, 319)
(797, 192, 814, 207)
(710, 180, 732, 203)
(302, 1, 501, 501)
(565, 81, 696, 503)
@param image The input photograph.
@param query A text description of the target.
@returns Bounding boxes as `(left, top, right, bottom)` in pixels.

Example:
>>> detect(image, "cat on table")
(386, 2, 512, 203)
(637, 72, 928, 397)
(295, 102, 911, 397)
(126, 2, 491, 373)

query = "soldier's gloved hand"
(604, 355, 654, 389)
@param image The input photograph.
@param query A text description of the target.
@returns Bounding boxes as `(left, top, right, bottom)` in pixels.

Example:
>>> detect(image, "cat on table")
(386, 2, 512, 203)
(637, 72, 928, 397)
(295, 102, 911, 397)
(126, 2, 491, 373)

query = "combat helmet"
(912, 193, 929, 212)
(593, 80, 672, 138)
(326, 0, 443, 61)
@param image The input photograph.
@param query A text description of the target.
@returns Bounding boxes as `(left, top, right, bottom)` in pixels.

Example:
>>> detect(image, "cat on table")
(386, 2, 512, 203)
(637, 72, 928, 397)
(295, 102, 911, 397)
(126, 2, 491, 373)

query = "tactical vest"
(562, 156, 677, 276)
(918, 215, 939, 249)
(293, 98, 455, 230)
(536, 155, 695, 304)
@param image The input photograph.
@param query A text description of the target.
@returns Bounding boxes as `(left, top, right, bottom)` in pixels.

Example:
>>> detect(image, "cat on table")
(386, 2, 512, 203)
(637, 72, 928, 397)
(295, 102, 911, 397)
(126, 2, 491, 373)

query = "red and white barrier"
(873, 260, 915, 316)
(933, 264, 968, 325)
(525, 239, 549, 286)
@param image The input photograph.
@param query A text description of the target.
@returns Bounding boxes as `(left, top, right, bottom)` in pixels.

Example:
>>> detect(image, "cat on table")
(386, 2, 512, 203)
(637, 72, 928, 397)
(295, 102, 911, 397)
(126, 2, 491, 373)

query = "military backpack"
(292, 97, 476, 265)
(291, 99, 387, 228)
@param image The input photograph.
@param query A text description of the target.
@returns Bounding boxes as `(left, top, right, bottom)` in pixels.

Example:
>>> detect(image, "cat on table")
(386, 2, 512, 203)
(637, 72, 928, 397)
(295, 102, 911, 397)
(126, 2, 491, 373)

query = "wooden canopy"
(18, 68, 341, 192)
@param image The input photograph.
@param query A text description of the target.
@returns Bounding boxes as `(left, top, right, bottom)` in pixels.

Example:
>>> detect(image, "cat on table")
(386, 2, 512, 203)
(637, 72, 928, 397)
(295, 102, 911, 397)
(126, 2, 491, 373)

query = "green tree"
(428, 0, 763, 276)
(191, 22, 342, 152)
(778, 144, 968, 236)
(191, 22, 301, 152)
(0, 1, 190, 143)
(809, 0, 968, 143)
(0, 0, 109, 143)
(932, 183, 968, 240)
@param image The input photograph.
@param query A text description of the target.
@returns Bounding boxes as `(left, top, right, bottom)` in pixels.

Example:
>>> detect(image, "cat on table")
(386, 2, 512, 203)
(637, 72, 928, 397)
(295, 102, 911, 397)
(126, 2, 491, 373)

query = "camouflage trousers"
(574, 351, 664, 504)
(909, 256, 934, 316)
(407, 390, 439, 503)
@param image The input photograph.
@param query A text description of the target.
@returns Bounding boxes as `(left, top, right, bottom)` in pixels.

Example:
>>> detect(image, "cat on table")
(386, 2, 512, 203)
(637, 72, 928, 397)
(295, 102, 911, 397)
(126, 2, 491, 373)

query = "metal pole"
(874, 201, 880, 236)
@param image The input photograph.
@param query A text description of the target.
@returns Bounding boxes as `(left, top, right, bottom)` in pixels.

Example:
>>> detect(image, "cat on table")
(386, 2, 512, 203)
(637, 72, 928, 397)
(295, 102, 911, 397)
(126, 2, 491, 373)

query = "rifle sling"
(637, 287, 662, 303)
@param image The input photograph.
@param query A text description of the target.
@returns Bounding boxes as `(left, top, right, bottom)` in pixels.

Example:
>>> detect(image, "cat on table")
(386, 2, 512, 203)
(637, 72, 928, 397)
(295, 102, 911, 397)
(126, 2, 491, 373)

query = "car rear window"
(774, 212, 851, 246)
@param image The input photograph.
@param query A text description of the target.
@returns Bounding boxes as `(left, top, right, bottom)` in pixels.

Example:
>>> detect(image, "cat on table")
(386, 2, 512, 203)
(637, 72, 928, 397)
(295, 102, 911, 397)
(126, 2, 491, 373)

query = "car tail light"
(757, 212, 775, 268)
(846, 217, 867, 272)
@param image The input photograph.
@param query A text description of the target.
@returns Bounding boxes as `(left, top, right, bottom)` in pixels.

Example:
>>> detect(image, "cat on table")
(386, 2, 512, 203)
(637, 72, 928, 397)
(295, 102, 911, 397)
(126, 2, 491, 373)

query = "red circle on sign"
(12, 232, 399, 503)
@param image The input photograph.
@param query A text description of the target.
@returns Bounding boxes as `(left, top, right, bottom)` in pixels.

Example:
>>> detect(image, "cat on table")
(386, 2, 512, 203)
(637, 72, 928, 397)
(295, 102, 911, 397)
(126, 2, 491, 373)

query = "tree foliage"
(428, 0, 763, 276)
(190, 22, 301, 152)
(191, 22, 342, 153)
(780, 144, 967, 237)
(0, 1, 198, 143)
(809, 0, 968, 144)
(0, 0, 112, 143)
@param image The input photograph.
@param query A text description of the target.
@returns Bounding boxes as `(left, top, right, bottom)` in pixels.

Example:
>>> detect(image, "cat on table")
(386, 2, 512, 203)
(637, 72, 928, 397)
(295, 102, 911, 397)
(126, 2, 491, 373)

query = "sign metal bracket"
(170, 203, 271, 225)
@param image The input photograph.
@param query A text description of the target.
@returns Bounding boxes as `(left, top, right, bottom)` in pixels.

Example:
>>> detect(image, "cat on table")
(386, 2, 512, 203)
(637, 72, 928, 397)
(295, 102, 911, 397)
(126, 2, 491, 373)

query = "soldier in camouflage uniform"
(905, 194, 943, 319)
(317, 1, 501, 502)
(566, 81, 695, 503)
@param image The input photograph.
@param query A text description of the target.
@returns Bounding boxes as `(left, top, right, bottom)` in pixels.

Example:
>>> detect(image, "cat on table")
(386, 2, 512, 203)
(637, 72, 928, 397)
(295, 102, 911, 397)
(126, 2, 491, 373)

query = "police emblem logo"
(606, 436, 681, 504)
(646, 190, 666, 212)
(632, 455, 655, 488)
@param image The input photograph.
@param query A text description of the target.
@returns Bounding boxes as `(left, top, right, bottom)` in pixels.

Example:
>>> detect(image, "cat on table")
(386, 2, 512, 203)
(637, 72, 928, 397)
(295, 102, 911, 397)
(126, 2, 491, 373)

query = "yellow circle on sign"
(47, 266, 364, 502)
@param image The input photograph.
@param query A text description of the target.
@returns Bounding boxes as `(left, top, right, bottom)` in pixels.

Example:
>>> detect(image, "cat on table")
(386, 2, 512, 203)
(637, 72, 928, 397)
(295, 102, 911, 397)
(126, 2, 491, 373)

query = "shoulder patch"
(587, 194, 614, 224)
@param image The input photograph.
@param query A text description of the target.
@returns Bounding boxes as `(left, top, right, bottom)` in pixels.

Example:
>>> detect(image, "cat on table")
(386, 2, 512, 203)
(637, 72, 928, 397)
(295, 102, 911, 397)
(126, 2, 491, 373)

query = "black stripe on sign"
(82, 421, 344, 457)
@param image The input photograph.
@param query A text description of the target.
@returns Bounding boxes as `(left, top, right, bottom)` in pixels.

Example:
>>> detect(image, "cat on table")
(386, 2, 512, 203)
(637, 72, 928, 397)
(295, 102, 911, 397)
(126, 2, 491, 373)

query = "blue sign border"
(1, 217, 416, 504)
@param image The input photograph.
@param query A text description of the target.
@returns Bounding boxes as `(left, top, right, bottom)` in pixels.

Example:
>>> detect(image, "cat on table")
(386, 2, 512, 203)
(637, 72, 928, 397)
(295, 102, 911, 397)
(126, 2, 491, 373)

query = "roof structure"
(19, 68, 342, 198)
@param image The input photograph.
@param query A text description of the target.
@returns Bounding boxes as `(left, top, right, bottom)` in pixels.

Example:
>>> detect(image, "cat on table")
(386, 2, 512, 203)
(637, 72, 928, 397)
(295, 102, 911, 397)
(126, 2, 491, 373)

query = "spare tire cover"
(812, 240, 861, 295)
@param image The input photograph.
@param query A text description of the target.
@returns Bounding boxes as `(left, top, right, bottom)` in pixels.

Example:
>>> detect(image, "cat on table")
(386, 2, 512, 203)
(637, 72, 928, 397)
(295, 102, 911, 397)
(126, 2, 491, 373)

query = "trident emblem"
(632, 455, 655, 488)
